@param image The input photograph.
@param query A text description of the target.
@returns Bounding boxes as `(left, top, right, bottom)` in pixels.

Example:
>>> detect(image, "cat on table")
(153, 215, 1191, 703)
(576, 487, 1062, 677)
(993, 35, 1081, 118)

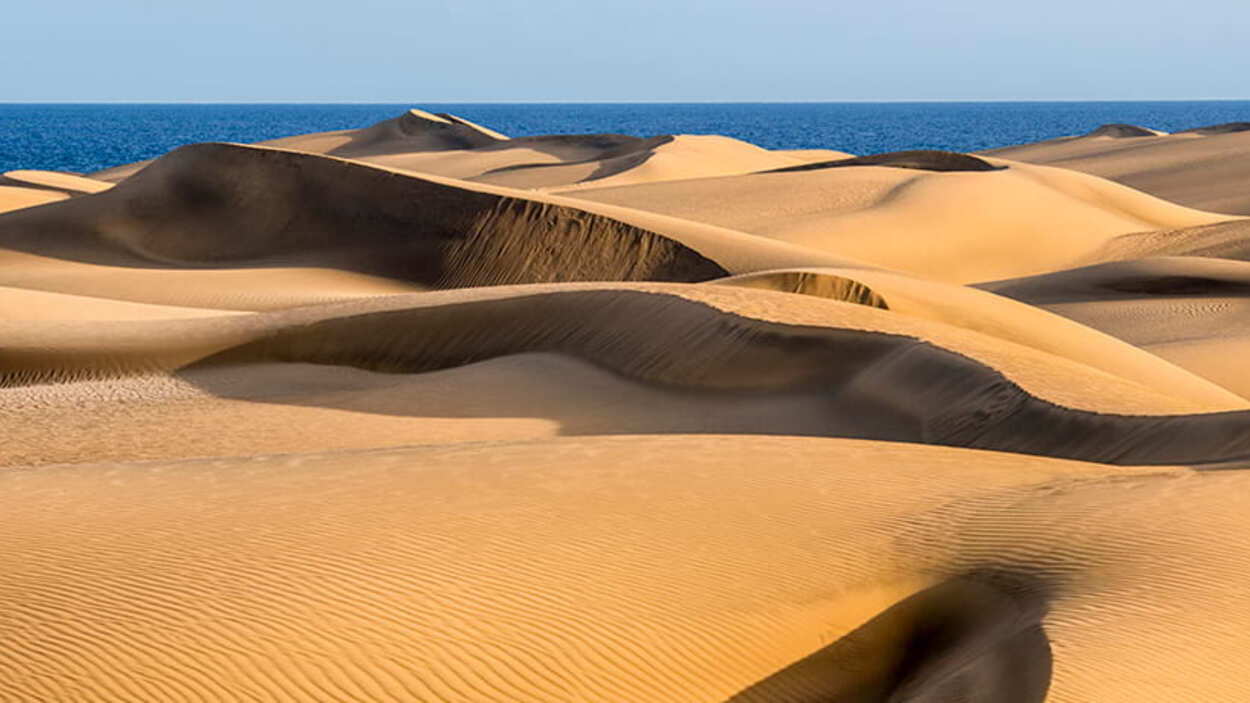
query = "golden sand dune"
(567, 155, 1235, 282)
(473, 135, 809, 190)
(1088, 217, 1250, 263)
(982, 256, 1250, 397)
(716, 266, 1247, 407)
(270, 107, 509, 157)
(264, 110, 817, 189)
(88, 108, 509, 183)
(6, 436, 1250, 702)
(4, 282, 1250, 469)
(770, 147, 856, 161)
(1, 169, 112, 195)
(984, 123, 1250, 215)
(8, 111, 1250, 701)
(94, 110, 822, 192)
(0, 143, 729, 300)
(0, 184, 66, 213)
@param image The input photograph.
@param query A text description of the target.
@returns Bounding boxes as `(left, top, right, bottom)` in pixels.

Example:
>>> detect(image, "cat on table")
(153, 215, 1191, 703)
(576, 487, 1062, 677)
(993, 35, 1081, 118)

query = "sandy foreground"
(4, 110, 1250, 701)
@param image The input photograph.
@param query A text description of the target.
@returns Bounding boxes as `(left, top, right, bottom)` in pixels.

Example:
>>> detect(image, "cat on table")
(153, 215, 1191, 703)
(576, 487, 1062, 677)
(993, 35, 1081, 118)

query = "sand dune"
(568, 157, 1234, 282)
(0, 184, 67, 213)
(4, 282, 1250, 469)
(1177, 121, 1250, 136)
(93, 110, 824, 192)
(981, 256, 1250, 397)
(88, 108, 509, 183)
(984, 124, 1250, 215)
(1088, 218, 1250, 263)
(0, 143, 729, 298)
(716, 266, 1247, 407)
(764, 149, 1003, 173)
(475, 135, 809, 190)
(770, 147, 856, 161)
(1082, 123, 1164, 138)
(266, 110, 822, 189)
(1, 169, 113, 195)
(9, 110, 1250, 701)
(263, 107, 508, 161)
(7, 436, 1250, 702)
(0, 285, 244, 321)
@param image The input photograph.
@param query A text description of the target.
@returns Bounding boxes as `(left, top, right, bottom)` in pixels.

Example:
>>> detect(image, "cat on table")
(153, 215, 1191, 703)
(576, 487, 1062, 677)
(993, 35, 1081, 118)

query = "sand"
(983, 123, 1250, 215)
(6, 108, 1250, 701)
(91, 111, 821, 191)
(1, 169, 113, 195)
(565, 156, 1238, 282)
(980, 256, 1250, 398)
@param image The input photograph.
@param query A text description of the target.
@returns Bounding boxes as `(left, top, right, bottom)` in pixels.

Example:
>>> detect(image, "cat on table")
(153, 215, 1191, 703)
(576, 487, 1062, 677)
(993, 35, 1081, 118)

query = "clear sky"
(7, 0, 1246, 102)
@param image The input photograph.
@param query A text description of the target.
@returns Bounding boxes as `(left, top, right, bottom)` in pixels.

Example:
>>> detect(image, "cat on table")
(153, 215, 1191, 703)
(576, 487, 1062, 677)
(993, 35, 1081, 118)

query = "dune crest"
(1083, 123, 1163, 138)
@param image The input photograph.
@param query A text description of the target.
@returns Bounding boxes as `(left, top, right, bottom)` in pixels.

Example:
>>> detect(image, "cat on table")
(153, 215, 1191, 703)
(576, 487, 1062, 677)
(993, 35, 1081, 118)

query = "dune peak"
(1083, 123, 1163, 138)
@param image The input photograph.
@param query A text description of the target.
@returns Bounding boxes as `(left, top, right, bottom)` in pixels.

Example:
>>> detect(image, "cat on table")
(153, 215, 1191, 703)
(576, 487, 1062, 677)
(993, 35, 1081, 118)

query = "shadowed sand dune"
(0, 143, 739, 305)
(764, 149, 1003, 174)
(4, 283, 1250, 468)
(87, 108, 508, 183)
(981, 256, 1250, 397)
(1082, 123, 1162, 138)
(984, 124, 1250, 215)
(1177, 121, 1250, 136)
(92, 109, 823, 191)
(714, 267, 1247, 407)
(9, 110, 1250, 701)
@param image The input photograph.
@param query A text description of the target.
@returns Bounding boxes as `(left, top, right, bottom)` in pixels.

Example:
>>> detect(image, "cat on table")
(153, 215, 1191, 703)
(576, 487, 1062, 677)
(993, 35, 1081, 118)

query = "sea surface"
(2, 101, 1248, 174)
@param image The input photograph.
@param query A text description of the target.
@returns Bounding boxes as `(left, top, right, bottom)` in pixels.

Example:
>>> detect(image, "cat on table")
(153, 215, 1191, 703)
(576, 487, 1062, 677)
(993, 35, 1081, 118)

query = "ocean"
(2, 101, 1248, 174)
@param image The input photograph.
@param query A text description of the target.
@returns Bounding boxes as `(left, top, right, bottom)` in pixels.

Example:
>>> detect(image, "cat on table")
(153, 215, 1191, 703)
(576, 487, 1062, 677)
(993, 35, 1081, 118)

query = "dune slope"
(567, 158, 1233, 282)
(6, 437, 1250, 702)
(981, 256, 1250, 397)
(984, 126, 1250, 215)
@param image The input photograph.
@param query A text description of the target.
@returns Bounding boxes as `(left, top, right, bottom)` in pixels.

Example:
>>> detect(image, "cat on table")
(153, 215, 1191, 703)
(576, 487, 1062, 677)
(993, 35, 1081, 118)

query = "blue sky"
(7, 0, 1246, 101)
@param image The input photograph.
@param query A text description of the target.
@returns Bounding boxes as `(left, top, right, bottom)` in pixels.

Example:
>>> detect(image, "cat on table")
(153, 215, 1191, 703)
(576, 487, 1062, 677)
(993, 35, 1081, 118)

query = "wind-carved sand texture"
(6, 109, 1250, 702)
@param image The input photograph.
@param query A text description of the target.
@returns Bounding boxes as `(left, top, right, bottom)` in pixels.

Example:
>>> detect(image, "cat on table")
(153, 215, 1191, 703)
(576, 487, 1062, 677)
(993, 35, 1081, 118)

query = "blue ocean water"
(2, 101, 1248, 174)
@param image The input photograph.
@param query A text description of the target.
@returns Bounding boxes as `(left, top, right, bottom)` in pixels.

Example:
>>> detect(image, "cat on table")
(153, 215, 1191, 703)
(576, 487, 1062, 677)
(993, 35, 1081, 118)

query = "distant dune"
(6, 108, 1250, 701)
(567, 154, 1233, 282)
(765, 149, 1003, 173)
(984, 121, 1250, 215)
(1082, 123, 1163, 138)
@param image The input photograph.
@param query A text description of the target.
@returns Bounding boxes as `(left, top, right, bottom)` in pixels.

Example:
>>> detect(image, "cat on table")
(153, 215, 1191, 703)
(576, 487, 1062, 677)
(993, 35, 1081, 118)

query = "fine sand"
(565, 155, 1237, 282)
(5, 109, 1250, 701)
(983, 123, 1250, 215)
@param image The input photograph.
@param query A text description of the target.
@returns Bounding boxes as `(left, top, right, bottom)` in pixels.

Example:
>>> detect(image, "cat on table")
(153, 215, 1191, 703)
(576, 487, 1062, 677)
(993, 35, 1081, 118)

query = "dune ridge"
(3, 282, 1249, 467)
